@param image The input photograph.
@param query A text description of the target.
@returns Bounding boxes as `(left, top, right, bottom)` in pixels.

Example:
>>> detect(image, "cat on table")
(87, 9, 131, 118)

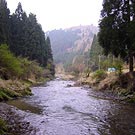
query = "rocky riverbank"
(0, 76, 53, 134)
(0, 79, 38, 134)
(0, 103, 37, 135)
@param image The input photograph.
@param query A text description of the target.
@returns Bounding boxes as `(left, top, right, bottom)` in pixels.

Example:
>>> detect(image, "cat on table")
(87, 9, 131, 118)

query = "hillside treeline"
(0, 0, 55, 80)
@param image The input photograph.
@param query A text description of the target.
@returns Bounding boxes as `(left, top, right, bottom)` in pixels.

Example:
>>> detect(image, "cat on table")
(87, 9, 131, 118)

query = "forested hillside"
(0, 1, 55, 132)
(0, 0, 55, 101)
(48, 25, 98, 73)
(0, 0, 55, 79)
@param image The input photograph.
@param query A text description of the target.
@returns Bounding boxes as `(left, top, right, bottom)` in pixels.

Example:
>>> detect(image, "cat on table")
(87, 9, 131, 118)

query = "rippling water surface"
(7, 79, 135, 135)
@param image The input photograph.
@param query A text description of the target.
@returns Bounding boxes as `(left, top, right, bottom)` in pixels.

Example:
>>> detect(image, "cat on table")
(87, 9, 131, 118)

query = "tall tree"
(99, 0, 135, 72)
(25, 13, 48, 66)
(15, 2, 23, 20)
(10, 2, 25, 56)
(46, 36, 55, 75)
(46, 36, 53, 61)
(0, 0, 10, 45)
(0, 1, 54, 73)
(89, 34, 103, 70)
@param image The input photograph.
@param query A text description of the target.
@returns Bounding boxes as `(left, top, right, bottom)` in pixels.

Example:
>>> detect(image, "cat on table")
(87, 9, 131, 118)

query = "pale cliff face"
(48, 25, 98, 72)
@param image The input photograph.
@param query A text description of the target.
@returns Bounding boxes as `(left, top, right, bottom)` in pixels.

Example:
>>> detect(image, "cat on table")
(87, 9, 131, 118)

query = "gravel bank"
(0, 103, 37, 135)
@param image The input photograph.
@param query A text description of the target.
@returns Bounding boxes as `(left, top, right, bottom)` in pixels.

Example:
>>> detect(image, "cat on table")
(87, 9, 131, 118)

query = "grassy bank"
(78, 71, 135, 103)
(0, 70, 53, 135)
(0, 45, 54, 101)
(0, 76, 53, 102)
(0, 80, 31, 101)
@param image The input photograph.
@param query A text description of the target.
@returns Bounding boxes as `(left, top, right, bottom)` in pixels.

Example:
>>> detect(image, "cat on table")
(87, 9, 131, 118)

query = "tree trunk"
(129, 53, 134, 72)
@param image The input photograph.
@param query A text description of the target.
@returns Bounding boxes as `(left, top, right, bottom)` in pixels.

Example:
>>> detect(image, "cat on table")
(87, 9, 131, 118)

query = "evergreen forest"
(0, 0, 55, 80)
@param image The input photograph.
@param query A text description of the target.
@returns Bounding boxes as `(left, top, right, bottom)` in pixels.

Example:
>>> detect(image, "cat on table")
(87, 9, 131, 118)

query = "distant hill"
(47, 25, 98, 72)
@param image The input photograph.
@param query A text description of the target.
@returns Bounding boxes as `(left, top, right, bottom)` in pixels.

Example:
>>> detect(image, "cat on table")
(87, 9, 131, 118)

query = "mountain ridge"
(47, 25, 98, 72)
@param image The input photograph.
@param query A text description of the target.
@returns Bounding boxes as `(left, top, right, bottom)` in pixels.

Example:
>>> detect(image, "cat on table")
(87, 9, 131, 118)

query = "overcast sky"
(6, 0, 103, 31)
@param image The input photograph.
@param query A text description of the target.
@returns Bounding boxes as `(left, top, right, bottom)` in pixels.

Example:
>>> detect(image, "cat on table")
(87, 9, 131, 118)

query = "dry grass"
(97, 73, 118, 90)
(0, 79, 29, 91)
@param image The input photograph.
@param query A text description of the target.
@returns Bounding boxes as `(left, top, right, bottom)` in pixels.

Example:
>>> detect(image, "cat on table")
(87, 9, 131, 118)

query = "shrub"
(113, 59, 123, 75)
(84, 68, 91, 77)
(100, 59, 113, 70)
(92, 70, 107, 81)
(0, 88, 20, 101)
(0, 44, 23, 79)
(0, 44, 47, 81)
(19, 58, 44, 81)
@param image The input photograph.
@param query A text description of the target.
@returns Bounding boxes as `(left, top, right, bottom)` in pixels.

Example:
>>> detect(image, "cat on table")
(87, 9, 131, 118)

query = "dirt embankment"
(77, 72, 135, 103)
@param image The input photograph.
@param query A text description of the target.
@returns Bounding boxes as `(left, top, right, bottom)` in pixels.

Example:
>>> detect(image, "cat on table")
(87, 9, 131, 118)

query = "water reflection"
(7, 99, 42, 114)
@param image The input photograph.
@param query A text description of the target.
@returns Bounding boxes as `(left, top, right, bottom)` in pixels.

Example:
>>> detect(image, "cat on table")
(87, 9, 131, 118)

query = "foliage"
(89, 34, 103, 71)
(19, 57, 44, 80)
(84, 68, 91, 77)
(99, 0, 135, 72)
(100, 59, 113, 70)
(92, 70, 107, 81)
(19, 57, 54, 81)
(46, 60, 55, 76)
(0, 1, 55, 74)
(0, 44, 50, 81)
(0, 88, 20, 101)
(89, 34, 124, 74)
(113, 59, 123, 75)
(64, 55, 86, 75)
(0, 118, 7, 135)
(19, 87, 32, 96)
(10, 5, 53, 67)
(0, 0, 10, 45)
(0, 44, 23, 79)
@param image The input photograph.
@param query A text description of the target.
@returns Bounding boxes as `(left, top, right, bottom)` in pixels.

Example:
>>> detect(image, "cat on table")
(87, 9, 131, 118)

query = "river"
(7, 78, 135, 135)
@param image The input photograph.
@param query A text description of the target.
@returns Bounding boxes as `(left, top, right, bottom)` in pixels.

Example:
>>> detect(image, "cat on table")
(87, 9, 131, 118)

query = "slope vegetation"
(48, 25, 98, 73)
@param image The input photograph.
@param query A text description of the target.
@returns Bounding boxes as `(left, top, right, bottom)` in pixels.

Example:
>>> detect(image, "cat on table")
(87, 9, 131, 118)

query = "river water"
(7, 79, 135, 135)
